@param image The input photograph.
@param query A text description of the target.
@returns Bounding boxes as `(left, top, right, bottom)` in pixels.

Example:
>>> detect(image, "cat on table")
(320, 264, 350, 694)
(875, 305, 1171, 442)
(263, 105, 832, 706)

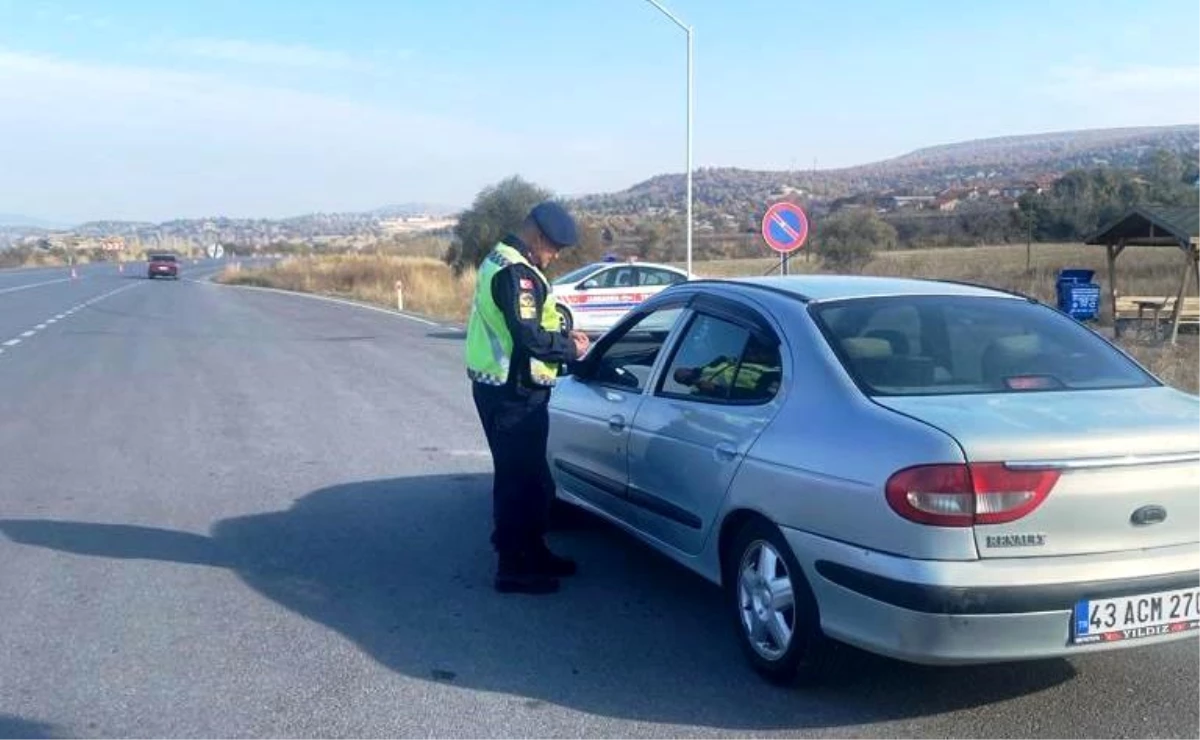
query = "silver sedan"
(546, 275, 1200, 684)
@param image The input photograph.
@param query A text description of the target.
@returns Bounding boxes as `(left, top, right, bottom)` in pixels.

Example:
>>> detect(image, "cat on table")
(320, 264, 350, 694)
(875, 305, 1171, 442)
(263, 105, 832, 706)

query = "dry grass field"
(221, 254, 477, 322)
(219, 243, 1199, 393)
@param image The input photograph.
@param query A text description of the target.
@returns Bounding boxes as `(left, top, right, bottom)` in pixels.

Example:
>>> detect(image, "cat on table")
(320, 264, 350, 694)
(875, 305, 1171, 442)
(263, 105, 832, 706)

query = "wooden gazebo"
(1084, 205, 1200, 344)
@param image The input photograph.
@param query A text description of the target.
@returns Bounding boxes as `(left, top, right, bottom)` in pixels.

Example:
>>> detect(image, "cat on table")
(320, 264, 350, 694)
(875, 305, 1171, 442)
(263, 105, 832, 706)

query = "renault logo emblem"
(1130, 505, 1167, 526)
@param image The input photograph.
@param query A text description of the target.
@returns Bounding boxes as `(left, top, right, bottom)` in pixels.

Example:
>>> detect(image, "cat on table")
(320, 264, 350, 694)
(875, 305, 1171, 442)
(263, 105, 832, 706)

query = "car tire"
(725, 516, 827, 686)
(556, 305, 573, 333)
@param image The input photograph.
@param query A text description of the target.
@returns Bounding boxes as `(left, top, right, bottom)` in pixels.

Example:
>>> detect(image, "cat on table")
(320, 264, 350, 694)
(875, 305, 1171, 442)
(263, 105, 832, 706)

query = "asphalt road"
(0, 263, 1196, 739)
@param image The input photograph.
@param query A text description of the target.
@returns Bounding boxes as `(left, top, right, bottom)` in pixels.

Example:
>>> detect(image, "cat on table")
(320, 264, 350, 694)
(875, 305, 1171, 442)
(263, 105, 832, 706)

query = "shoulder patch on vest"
(519, 277, 533, 290)
(518, 291, 536, 318)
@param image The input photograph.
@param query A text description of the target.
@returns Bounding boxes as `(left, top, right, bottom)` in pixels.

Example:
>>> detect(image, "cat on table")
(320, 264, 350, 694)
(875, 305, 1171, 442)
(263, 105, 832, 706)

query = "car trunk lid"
(876, 387, 1200, 558)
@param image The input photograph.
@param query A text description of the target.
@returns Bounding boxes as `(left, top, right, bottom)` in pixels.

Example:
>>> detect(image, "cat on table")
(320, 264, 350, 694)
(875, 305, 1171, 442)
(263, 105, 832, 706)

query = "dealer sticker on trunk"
(1072, 587, 1200, 645)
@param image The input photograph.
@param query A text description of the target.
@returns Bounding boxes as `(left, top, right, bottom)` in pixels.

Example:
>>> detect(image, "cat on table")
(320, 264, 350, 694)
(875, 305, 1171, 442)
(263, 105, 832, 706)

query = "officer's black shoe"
(528, 543, 577, 578)
(495, 553, 560, 594)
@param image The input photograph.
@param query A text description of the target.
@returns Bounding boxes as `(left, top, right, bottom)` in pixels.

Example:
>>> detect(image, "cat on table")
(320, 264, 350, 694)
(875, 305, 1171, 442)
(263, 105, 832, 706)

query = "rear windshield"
(810, 295, 1158, 396)
(150, 255, 176, 262)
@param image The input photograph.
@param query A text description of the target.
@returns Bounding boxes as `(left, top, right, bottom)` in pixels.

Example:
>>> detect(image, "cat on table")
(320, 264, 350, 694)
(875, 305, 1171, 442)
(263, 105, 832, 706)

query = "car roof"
(704, 274, 1022, 303)
(586, 261, 684, 272)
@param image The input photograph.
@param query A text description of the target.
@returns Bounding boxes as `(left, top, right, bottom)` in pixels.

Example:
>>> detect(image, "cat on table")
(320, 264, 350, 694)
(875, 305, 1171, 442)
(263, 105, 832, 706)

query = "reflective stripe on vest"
(464, 244, 561, 387)
(698, 359, 772, 391)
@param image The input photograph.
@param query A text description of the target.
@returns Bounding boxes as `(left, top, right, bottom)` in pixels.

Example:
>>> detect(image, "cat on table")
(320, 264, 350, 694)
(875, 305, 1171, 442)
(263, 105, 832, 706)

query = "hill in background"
(3, 125, 1195, 252)
(574, 124, 1199, 216)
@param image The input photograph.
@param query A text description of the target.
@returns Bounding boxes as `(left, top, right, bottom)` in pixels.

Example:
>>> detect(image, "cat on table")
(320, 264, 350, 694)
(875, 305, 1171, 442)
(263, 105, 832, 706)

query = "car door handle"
(608, 415, 626, 432)
(714, 442, 739, 462)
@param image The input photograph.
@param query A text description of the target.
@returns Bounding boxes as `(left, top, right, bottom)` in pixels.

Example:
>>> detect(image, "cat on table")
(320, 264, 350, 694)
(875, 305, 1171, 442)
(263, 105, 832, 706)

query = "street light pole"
(642, 0, 693, 277)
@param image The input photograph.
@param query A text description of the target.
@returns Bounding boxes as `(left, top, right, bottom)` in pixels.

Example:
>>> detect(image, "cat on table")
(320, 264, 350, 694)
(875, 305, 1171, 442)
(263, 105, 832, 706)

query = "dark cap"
(529, 201, 578, 249)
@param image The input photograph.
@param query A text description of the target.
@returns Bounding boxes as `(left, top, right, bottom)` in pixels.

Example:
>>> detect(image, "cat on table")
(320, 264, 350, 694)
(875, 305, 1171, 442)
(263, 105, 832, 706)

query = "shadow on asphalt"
(0, 714, 60, 739)
(0, 474, 1077, 731)
(426, 330, 467, 340)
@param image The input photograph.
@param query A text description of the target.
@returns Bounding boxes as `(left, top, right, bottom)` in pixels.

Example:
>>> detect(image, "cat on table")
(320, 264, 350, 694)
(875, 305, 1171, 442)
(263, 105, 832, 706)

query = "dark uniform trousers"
(472, 382, 555, 556)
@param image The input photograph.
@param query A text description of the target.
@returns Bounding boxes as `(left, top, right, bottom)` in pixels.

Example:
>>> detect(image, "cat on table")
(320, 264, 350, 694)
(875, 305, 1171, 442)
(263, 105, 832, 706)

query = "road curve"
(0, 270, 1195, 738)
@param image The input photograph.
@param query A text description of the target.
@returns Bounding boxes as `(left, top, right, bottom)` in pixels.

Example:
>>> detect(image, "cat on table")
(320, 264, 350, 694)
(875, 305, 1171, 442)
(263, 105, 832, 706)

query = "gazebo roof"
(1084, 205, 1199, 247)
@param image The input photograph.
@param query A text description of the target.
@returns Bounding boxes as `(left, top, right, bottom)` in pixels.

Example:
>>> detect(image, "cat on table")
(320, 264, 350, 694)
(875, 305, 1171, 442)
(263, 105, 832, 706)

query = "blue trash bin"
(1056, 268, 1100, 321)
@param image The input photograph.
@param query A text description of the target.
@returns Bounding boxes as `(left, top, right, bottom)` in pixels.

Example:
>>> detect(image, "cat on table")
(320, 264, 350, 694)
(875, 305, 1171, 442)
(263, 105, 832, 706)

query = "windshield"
(552, 264, 599, 286)
(150, 255, 176, 262)
(811, 295, 1158, 396)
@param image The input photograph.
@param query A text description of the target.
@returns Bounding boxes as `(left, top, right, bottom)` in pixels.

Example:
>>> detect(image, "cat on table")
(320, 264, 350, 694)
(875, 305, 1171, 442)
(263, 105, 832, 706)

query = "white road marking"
(0, 281, 143, 362)
(211, 281, 441, 326)
(0, 277, 73, 296)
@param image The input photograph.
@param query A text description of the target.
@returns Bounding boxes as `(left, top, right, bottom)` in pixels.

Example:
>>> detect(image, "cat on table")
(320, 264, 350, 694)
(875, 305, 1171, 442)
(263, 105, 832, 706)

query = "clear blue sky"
(1, 0, 1197, 223)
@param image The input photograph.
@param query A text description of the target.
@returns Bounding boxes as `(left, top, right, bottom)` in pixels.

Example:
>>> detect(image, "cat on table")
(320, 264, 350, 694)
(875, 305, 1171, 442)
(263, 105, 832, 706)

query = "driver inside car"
(672, 340, 781, 399)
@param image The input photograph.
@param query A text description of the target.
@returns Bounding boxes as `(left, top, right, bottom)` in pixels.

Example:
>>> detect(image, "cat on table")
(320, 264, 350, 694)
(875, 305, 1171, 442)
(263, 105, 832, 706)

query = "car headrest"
(865, 329, 910, 355)
(989, 334, 1040, 355)
(841, 337, 893, 359)
(981, 333, 1044, 385)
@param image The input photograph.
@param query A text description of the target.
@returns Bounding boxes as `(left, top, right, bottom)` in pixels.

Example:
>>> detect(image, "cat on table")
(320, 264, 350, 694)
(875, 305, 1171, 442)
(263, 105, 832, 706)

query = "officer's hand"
(570, 331, 590, 357)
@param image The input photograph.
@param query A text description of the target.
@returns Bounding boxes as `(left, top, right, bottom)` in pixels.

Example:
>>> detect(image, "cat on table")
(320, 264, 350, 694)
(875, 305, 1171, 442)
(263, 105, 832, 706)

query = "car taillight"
(885, 463, 1060, 527)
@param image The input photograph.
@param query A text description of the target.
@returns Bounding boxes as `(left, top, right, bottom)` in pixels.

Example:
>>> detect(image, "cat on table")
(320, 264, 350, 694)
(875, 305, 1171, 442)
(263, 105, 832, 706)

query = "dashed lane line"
(0, 282, 142, 361)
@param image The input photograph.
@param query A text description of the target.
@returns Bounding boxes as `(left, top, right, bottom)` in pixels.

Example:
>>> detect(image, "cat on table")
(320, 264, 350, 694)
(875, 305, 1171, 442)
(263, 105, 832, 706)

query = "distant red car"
(147, 254, 179, 280)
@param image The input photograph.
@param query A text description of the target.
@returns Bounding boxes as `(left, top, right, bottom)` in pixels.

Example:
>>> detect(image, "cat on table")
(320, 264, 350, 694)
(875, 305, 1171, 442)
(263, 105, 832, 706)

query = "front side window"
(812, 295, 1158, 396)
(589, 307, 685, 392)
(589, 266, 635, 289)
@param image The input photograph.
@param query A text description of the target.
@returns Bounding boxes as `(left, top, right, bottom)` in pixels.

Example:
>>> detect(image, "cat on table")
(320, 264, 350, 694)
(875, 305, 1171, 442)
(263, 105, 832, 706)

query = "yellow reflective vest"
(465, 243, 561, 387)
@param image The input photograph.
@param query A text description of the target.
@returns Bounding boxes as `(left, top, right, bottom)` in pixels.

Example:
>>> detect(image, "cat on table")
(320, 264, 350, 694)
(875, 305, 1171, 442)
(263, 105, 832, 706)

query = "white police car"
(551, 260, 692, 334)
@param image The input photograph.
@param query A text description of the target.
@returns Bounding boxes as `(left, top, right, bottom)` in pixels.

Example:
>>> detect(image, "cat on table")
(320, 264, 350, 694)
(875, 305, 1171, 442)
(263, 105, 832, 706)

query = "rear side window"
(811, 295, 1157, 396)
(659, 314, 782, 404)
(637, 268, 686, 287)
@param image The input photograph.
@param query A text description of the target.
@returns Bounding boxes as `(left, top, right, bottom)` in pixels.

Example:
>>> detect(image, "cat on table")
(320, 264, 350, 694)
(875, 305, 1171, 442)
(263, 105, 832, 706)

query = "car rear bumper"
(782, 526, 1200, 665)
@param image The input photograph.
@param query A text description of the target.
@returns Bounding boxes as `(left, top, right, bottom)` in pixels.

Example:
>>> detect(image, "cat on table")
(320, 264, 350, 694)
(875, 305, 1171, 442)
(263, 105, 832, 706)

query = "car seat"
(980, 334, 1046, 388)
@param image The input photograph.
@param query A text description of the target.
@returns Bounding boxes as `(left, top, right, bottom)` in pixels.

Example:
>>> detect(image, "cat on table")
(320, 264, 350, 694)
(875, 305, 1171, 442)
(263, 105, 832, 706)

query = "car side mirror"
(580, 279, 598, 290)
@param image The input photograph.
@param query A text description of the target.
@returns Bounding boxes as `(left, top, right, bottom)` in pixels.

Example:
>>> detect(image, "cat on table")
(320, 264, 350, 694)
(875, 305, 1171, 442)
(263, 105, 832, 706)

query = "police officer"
(465, 201, 591, 594)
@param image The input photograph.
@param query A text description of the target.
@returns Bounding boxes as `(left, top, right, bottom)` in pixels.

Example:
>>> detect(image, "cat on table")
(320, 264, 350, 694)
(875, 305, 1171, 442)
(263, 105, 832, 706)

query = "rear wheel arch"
(718, 509, 773, 586)
(720, 509, 830, 685)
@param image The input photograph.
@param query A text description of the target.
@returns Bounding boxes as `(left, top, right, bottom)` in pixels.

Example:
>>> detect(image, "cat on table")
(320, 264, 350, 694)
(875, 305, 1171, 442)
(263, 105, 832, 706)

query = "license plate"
(1072, 587, 1200, 645)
